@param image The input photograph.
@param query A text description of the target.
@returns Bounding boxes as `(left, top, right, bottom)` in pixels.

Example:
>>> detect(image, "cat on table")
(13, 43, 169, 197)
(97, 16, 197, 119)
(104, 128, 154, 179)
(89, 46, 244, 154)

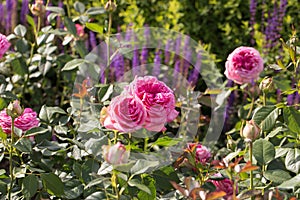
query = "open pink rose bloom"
(224, 46, 264, 84)
(0, 108, 39, 134)
(101, 76, 178, 133)
(0, 33, 10, 58)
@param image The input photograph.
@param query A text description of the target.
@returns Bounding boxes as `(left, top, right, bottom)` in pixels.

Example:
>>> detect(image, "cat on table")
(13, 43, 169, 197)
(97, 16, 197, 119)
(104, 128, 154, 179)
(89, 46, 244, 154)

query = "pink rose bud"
(242, 120, 260, 142)
(6, 100, 23, 118)
(188, 143, 211, 165)
(225, 46, 264, 84)
(102, 142, 130, 165)
(0, 33, 10, 58)
(259, 77, 273, 92)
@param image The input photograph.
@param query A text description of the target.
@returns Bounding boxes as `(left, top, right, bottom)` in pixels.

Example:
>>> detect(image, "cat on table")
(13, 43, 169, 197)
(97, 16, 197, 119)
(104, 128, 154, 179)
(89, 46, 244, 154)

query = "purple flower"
(164, 39, 171, 64)
(249, 0, 257, 45)
(89, 31, 97, 49)
(21, 0, 29, 25)
(112, 54, 124, 81)
(141, 47, 148, 65)
(153, 50, 161, 76)
(6, 0, 13, 32)
(188, 52, 201, 86)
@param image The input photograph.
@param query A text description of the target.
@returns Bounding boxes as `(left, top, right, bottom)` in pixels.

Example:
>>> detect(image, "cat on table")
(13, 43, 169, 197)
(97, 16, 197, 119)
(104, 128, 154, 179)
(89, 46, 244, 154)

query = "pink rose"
(102, 142, 130, 165)
(125, 76, 178, 132)
(225, 46, 264, 84)
(102, 94, 147, 133)
(188, 143, 211, 164)
(208, 173, 236, 199)
(0, 108, 39, 134)
(0, 33, 10, 58)
(75, 24, 85, 37)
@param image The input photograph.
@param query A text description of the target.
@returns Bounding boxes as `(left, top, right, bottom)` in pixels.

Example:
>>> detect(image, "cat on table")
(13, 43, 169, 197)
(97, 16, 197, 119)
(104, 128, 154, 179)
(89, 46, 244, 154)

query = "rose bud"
(102, 142, 130, 165)
(6, 100, 23, 118)
(259, 77, 273, 92)
(241, 120, 260, 142)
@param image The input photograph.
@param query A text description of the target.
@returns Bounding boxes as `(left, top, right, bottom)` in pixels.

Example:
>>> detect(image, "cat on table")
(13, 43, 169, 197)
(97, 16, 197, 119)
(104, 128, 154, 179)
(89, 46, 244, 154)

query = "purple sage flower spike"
(6, 0, 13, 33)
(164, 39, 171, 64)
(89, 31, 97, 50)
(21, 0, 29, 25)
(188, 52, 202, 86)
(153, 50, 161, 77)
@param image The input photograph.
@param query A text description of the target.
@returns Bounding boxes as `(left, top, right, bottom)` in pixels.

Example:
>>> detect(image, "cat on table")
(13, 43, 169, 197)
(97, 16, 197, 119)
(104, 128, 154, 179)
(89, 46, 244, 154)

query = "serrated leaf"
(128, 179, 151, 195)
(152, 136, 181, 147)
(130, 160, 159, 175)
(263, 169, 291, 183)
(62, 59, 85, 71)
(74, 1, 85, 13)
(252, 106, 279, 131)
(283, 106, 300, 134)
(253, 138, 275, 166)
(14, 24, 27, 37)
(285, 148, 300, 174)
(64, 17, 77, 36)
(278, 174, 300, 189)
(25, 127, 49, 137)
(14, 138, 32, 153)
(85, 7, 106, 15)
(22, 174, 38, 198)
(41, 173, 64, 196)
(11, 57, 28, 76)
(85, 22, 103, 34)
(46, 6, 65, 15)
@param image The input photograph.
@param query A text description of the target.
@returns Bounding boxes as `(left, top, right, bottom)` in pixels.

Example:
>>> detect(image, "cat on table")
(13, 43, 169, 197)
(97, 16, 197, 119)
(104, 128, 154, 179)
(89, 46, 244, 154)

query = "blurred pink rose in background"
(75, 24, 85, 37)
(0, 33, 10, 58)
(0, 108, 39, 134)
(102, 142, 130, 165)
(126, 76, 178, 131)
(102, 94, 147, 133)
(208, 173, 236, 199)
(224, 46, 263, 84)
(188, 143, 211, 164)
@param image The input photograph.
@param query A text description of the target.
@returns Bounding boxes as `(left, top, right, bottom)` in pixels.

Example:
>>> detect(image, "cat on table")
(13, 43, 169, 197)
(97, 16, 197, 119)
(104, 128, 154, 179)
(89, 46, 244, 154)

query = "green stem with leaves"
(105, 1, 113, 84)
(249, 141, 254, 199)
(8, 117, 15, 200)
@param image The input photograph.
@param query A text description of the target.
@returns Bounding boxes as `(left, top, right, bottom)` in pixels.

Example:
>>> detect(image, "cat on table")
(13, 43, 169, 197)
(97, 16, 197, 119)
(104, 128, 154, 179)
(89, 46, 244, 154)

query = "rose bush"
(224, 46, 264, 84)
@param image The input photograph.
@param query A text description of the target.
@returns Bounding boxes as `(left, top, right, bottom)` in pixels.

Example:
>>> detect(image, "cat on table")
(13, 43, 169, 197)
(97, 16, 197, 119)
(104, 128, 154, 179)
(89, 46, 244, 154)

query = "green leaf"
(64, 17, 77, 36)
(85, 192, 106, 199)
(283, 106, 300, 134)
(63, 179, 84, 199)
(14, 138, 32, 153)
(74, 1, 85, 14)
(25, 127, 49, 137)
(26, 15, 36, 30)
(84, 136, 108, 157)
(41, 173, 64, 196)
(85, 22, 103, 34)
(263, 169, 291, 183)
(46, 6, 65, 15)
(85, 7, 106, 15)
(75, 40, 88, 58)
(39, 105, 66, 123)
(22, 174, 38, 198)
(62, 59, 85, 71)
(128, 179, 151, 195)
(285, 148, 300, 174)
(253, 138, 275, 166)
(14, 24, 27, 37)
(15, 38, 29, 54)
(152, 166, 179, 191)
(130, 160, 160, 175)
(278, 174, 300, 189)
(152, 136, 181, 147)
(11, 57, 28, 76)
(137, 176, 156, 200)
(252, 106, 279, 131)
